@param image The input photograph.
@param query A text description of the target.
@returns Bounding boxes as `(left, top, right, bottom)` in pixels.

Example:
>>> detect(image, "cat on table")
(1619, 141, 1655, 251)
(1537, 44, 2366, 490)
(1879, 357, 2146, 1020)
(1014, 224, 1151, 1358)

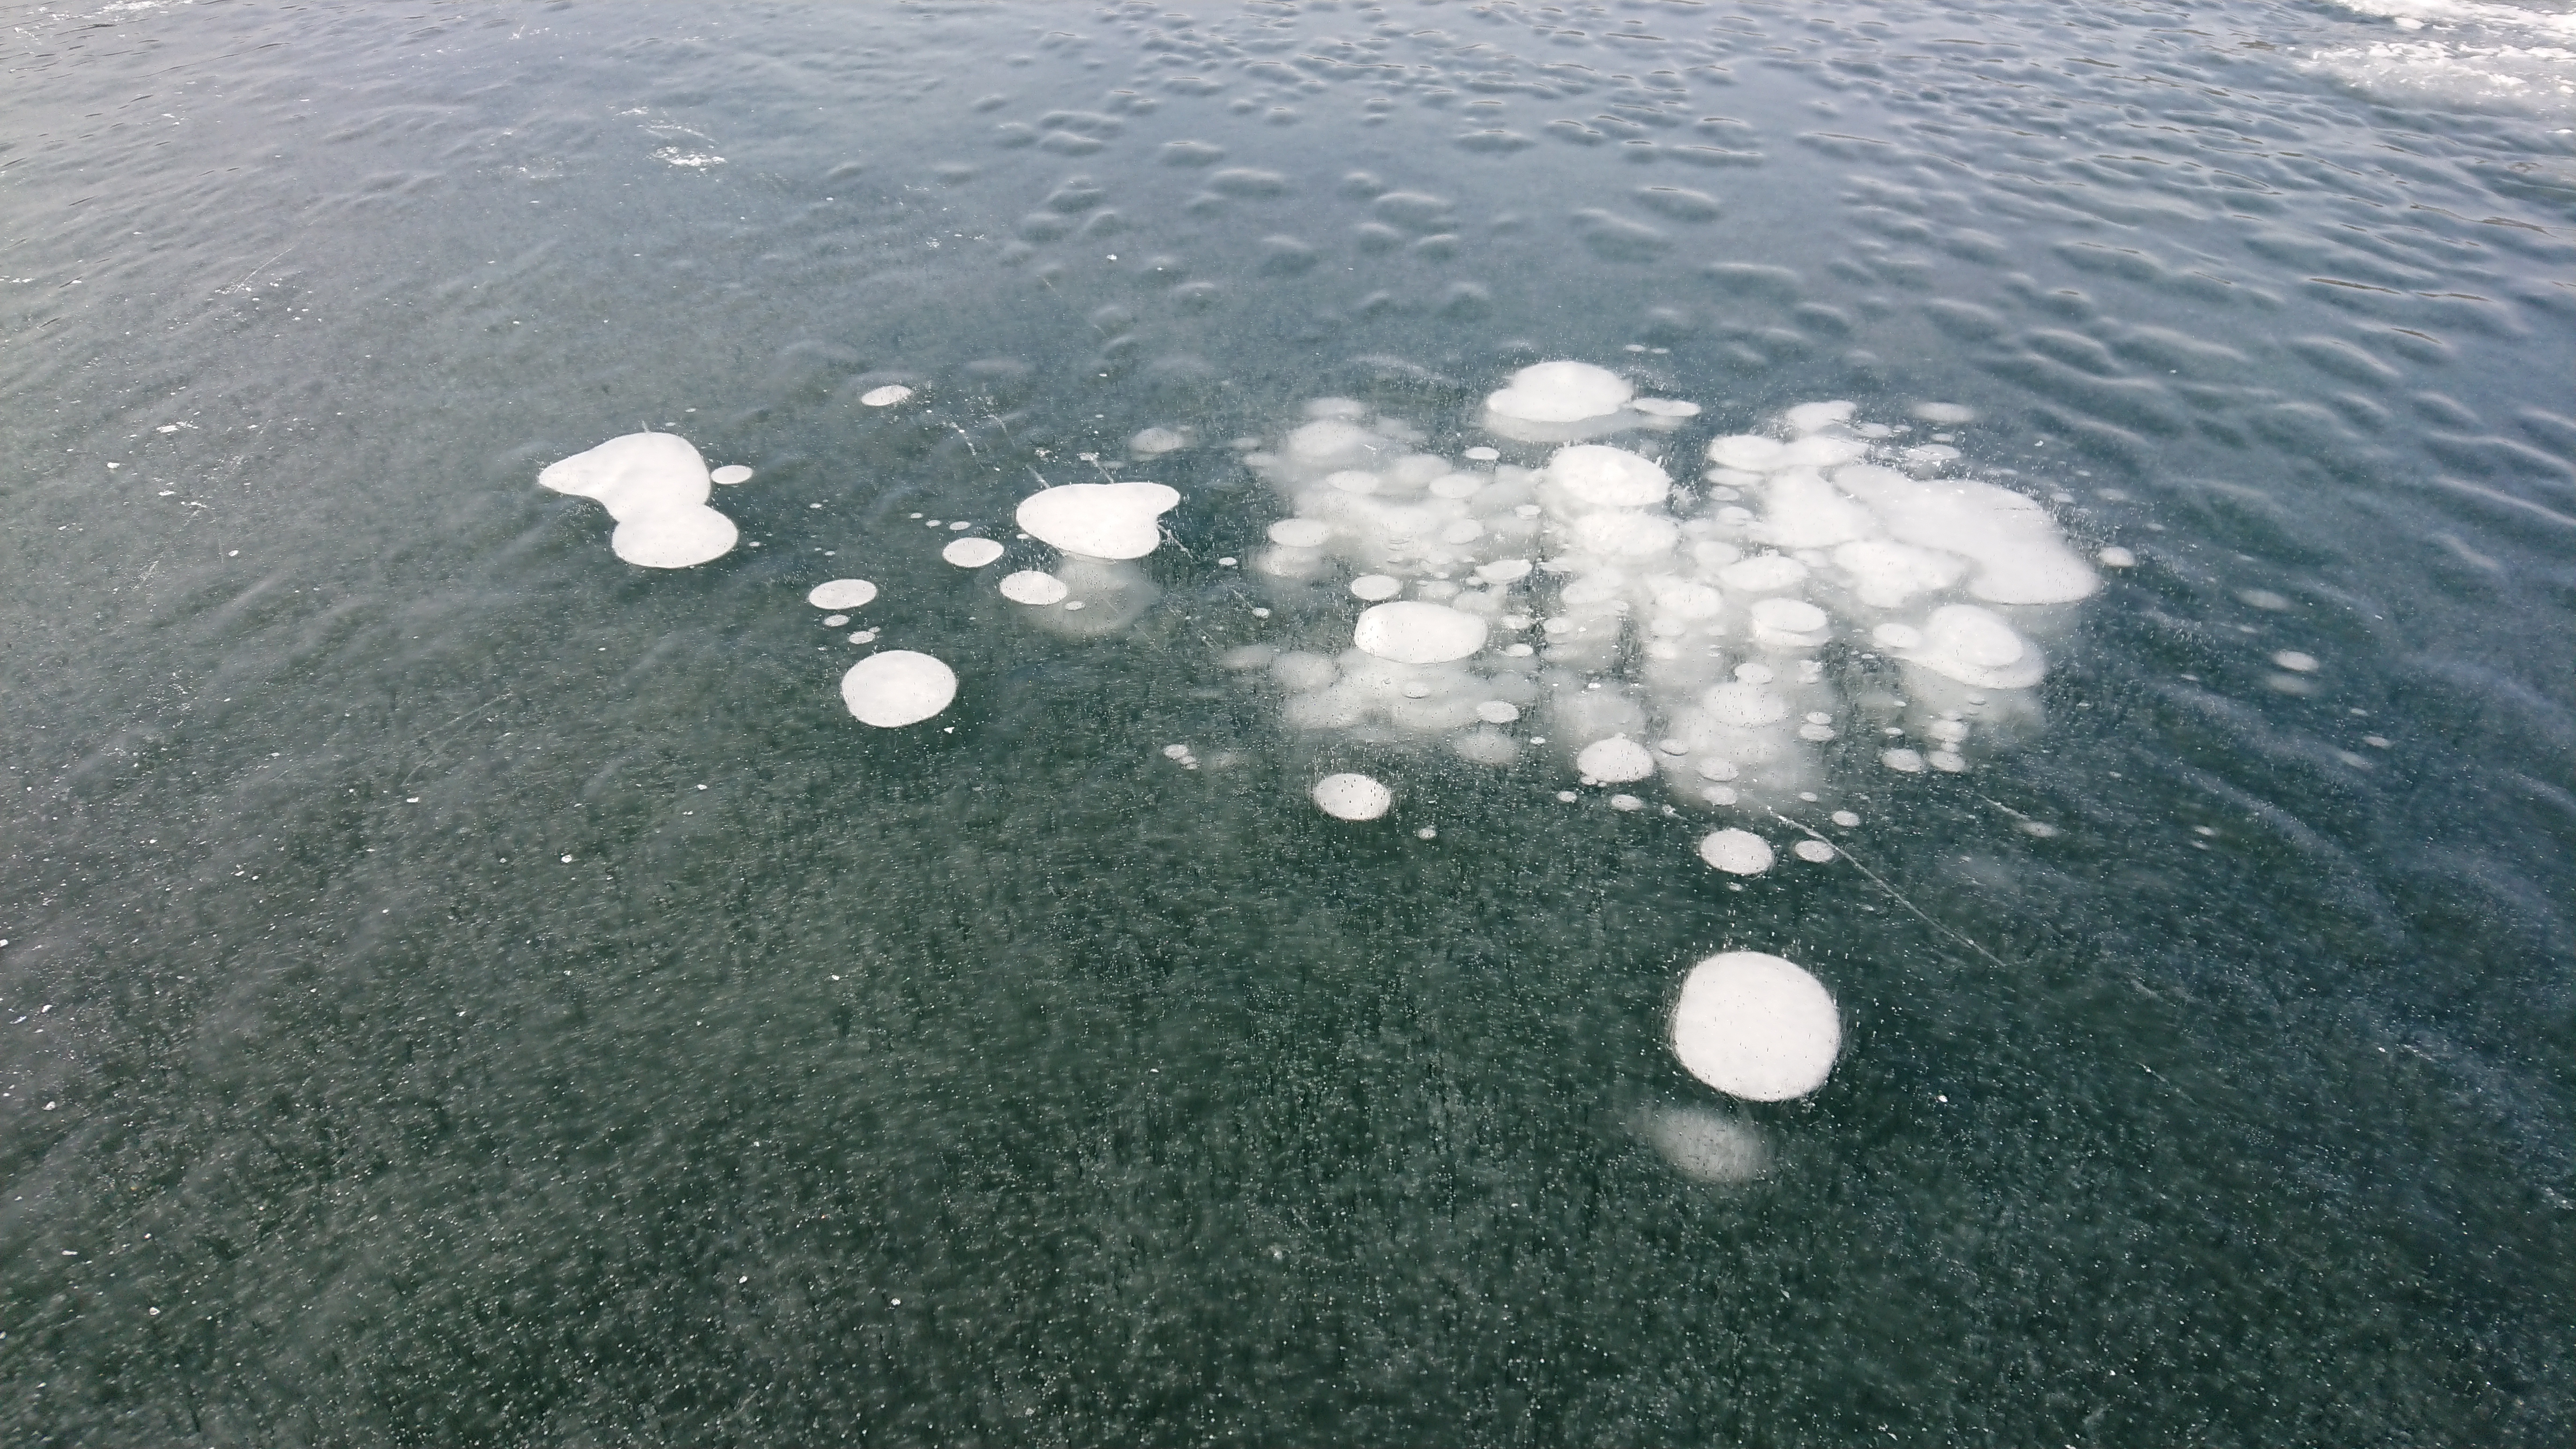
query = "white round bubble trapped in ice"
(839, 650, 957, 727)
(998, 570, 1070, 606)
(538, 432, 739, 569)
(807, 578, 878, 611)
(1670, 951, 1841, 1101)
(1311, 772, 1392, 821)
(1576, 736, 1656, 784)
(941, 537, 1005, 568)
(1549, 444, 1672, 508)
(1352, 601, 1489, 665)
(710, 464, 754, 486)
(1485, 360, 1632, 424)
(860, 384, 915, 407)
(1016, 481, 1181, 560)
(1698, 828, 1775, 876)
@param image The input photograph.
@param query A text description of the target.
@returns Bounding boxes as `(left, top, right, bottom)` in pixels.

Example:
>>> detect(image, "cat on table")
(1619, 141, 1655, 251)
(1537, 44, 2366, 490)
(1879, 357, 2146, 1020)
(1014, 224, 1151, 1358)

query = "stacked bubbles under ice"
(1229, 362, 2096, 817)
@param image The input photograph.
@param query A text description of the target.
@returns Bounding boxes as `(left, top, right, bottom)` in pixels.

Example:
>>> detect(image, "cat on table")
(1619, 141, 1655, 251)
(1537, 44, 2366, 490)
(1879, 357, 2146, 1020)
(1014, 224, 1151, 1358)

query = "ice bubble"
(1694, 757, 1741, 781)
(1912, 402, 1976, 424)
(822, 614, 850, 628)
(1485, 360, 1632, 424)
(710, 465, 754, 486)
(999, 570, 1070, 606)
(538, 432, 739, 569)
(808, 578, 879, 610)
(1757, 468, 1876, 549)
(1834, 539, 1968, 609)
(1312, 772, 1393, 820)
(1783, 401, 1855, 434)
(1631, 398, 1702, 418)
(1830, 810, 1861, 827)
(1611, 793, 1646, 811)
(1703, 681, 1790, 728)
(1463, 446, 1501, 462)
(1550, 445, 1672, 508)
(1881, 747, 1926, 773)
(1644, 1105, 1770, 1183)
(1017, 481, 1181, 560)
(1267, 518, 1332, 547)
(1453, 727, 1519, 765)
(1326, 469, 1379, 495)
(1670, 951, 1840, 1101)
(2098, 546, 2136, 569)
(1130, 426, 1188, 456)
(1698, 828, 1775, 876)
(1349, 574, 1403, 601)
(1475, 700, 1521, 724)
(1353, 601, 1489, 664)
(1831, 466, 2097, 604)
(1749, 597, 1831, 648)
(1793, 839, 1837, 863)
(1719, 555, 1809, 593)
(840, 650, 957, 727)
(1900, 605, 2044, 690)
(2272, 650, 2319, 673)
(1572, 511, 1680, 557)
(1706, 435, 1787, 472)
(1577, 736, 1657, 783)
(861, 384, 915, 407)
(942, 537, 1006, 568)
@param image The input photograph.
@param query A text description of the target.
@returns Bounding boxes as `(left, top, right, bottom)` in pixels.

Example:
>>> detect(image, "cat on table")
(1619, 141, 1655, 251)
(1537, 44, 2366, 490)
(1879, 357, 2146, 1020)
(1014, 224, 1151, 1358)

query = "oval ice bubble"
(1698, 828, 1775, 876)
(1311, 772, 1393, 821)
(840, 650, 958, 727)
(1349, 574, 1402, 601)
(942, 537, 1006, 568)
(808, 578, 879, 610)
(1577, 736, 1656, 784)
(1669, 951, 1841, 1101)
(1017, 481, 1182, 560)
(1902, 605, 2045, 690)
(860, 384, 915, 407)
(1353, 601, 1489, 665)
(998, 570, 1070, 606)
(1485, 360, 1632, 424)
(710, 464, 754, 486)
(1549, 444, 1672, 508)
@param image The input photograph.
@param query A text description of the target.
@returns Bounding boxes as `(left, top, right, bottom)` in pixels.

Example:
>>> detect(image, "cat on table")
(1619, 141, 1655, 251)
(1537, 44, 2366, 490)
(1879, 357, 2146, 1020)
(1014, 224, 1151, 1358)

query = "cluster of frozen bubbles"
(540, 360, 2119, 1183)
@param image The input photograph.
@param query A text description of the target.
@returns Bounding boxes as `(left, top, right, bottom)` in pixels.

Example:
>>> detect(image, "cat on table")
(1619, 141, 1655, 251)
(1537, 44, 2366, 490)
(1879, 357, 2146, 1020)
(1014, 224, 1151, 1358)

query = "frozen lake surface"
(3, 0, 2572, 1442)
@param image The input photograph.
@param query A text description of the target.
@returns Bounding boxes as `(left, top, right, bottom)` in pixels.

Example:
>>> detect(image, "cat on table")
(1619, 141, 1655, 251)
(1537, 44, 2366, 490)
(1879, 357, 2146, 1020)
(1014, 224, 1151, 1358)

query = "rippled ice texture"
(3, 0, 2572, 1444)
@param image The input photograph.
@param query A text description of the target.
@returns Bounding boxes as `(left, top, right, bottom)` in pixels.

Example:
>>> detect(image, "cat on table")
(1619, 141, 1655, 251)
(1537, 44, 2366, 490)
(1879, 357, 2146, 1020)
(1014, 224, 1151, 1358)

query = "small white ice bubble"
(1793, 839, 1837, 863)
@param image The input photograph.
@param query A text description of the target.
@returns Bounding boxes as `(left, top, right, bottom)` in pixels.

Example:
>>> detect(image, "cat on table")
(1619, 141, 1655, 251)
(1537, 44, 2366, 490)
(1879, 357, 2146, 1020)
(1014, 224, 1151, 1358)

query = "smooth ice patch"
(1670, 951, 1841, 1101)
(1017, 481, 1181, 560)
(1698, 828, 1775, 875)
(840, 650, 957, 727)
(999, 570, 1070, 606)
(942, 537, 1006, 568)
(538, 432, 739, 569)
(1312, 772, 1393, 820)
(860, 385, 915, 407)
(1353, 601, 1489, 664)
(808, 578, 878, 610)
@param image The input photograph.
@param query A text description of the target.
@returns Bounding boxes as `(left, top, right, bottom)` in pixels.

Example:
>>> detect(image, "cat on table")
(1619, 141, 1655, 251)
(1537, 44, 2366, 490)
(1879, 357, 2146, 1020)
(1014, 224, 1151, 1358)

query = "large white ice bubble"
(1312, 772, 1393, 821)
(1016, 481, 1181, 560)
(1353, 601, 1489, 664)
(1549, 445, 1673, 509)
(1482, 361, 1638, 442)
(840, 650, 957, 727)
(538, 432, 739, 569)
(1670, 951, 1841, 1101)
(1830, 466, 2097, 605)
(1898, 604, 2046, 690)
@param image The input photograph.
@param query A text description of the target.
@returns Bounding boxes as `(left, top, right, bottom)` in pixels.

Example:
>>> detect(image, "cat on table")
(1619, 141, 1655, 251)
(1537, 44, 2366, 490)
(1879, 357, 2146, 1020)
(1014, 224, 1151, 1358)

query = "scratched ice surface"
(2, 2, 2571, 1442)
